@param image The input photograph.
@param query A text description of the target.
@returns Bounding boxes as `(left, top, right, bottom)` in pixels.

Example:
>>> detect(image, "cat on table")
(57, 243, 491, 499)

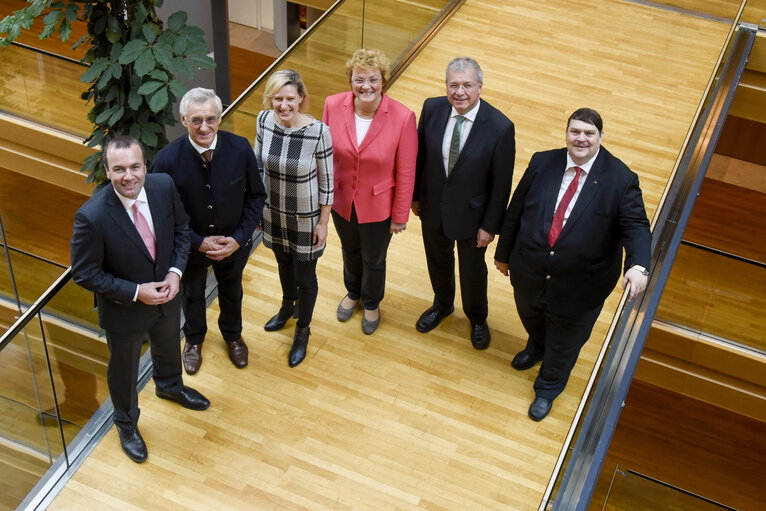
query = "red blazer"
(322, 91, 417, 224)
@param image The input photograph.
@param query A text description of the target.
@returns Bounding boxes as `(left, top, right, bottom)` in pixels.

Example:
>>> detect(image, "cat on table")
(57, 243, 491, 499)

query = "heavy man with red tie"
(71, 136, 210, 463)
(494, 108, 652, 421)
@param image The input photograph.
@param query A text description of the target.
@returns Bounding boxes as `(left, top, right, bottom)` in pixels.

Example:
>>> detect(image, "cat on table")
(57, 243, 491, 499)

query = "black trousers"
(421, 222, 488, 324)
(272, 246, 319, 328)
(514, 289, 602, 400)
(332, 206, 392, 310)
(181, 249, 249, 345)
(105, 304, 183, 429)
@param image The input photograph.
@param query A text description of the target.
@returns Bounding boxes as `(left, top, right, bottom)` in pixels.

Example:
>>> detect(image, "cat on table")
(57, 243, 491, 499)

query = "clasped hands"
(137, 272, 180, 305)
(199, 235, 240, 261)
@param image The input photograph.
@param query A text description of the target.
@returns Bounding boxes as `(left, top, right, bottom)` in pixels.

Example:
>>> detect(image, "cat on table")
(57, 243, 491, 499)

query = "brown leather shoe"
(182, 342, 203, 375)
(227, 337, 248, 368)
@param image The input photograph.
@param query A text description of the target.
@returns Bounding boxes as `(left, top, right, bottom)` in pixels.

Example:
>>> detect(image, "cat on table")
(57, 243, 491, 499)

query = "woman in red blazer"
(322, 48, 417, 335)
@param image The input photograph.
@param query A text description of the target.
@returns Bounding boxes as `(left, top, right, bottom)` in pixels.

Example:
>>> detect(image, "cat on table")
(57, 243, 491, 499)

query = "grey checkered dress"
(255, 110, 333, 261)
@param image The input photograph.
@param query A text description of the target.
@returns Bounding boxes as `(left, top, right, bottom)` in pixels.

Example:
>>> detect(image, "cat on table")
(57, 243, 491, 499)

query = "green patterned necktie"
(447, 115, 466, 176)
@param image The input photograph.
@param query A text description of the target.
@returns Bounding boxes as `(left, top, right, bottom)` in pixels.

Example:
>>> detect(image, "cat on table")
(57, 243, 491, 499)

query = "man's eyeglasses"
(447, 82, 477, 92)
(352, 77, 381, 86)
(188, 115, 220, 126)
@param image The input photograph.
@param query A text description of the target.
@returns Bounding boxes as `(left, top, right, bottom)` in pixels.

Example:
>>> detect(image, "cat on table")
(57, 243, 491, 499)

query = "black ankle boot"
(264, 299, 296, 331)
(289, 326, 310, 367)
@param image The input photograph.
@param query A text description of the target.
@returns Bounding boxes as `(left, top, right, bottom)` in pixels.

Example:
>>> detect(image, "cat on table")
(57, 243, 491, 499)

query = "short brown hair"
(103, 136, 144, 169)
(568, 108, 603, 133)
(345, 48, 390, 86)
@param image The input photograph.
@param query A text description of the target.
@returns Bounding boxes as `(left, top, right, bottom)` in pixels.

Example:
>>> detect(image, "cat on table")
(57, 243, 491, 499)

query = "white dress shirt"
(441, 100, 480, 175)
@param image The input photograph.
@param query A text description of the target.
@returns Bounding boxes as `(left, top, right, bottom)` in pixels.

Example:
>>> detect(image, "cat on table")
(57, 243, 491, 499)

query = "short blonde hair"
(262, 69, 309, 112)
(345, 49, 390, 86)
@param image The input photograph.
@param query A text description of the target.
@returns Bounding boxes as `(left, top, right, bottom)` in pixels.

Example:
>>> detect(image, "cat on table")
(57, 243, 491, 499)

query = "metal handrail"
(548, 21, 758, 511)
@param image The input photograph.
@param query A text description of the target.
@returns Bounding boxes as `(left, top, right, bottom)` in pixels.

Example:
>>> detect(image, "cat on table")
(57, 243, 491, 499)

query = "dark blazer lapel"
(431, 99, 452, 175)
(543, 150, 568, 234)
(144, 178, 168, 255)
(561, 150, 606, 233)
(106, 186, 154, 262)
(342, 93, 359, 151)
(452, 100, 487, 170)
(357, 94, 390, 153)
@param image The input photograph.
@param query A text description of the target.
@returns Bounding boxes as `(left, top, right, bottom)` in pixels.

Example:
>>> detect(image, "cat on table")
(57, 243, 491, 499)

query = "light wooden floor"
(44, 0, 732, 509)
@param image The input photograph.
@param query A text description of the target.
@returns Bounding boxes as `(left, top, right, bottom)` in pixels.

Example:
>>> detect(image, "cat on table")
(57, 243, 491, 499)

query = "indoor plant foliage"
(0, 0, 215, 185)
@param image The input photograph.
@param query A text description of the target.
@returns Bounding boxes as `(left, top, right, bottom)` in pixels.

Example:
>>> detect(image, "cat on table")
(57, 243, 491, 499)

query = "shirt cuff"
(132, 284, 139, 302)
(169, 267, 183, 278)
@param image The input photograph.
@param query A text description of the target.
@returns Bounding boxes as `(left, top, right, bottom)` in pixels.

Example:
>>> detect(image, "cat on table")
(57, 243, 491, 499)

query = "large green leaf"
(128, 87, 143, 110)
(64, 2, 78, 23)
(186, 54, 216, 70)
(108, 106, 125, 126)
(172, 34, 190, 55)
(58, 18, 71, 41)
(105, 15, 121, 43)
(95, 105, 117, 124)
(148, 87, 169, 113)
(169, 79, 186, 99)
(148, 69, 168, 81)
(142, 23, 157, 44)
(167, 11, 187, 32)
(96, 67, 113, 89)
(137, 80, 164, 95)
(134, 49, 156, 76)
(119, 40, 148, 64)
(42, 9, 62, 26)
(129, 123, 142, 141)
(81, 58, 110, 83)
(141, 127, 158, 147)
(152, 41, 173, 67)
(109, 41, 123, 61)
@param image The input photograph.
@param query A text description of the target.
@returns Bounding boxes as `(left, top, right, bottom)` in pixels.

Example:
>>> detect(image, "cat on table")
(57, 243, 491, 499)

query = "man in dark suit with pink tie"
(494, 108, 652, 421)
(71, 136, 210, 463)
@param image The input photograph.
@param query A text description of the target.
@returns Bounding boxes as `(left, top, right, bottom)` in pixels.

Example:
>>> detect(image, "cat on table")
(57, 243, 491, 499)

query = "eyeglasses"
(188, 115, 220, 127)
(352, 77, 381, 86)
(447, 82, 478, 92)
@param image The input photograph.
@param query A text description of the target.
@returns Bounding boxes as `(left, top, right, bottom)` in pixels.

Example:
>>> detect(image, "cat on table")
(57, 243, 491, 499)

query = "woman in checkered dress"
(254, 70, 333, 368)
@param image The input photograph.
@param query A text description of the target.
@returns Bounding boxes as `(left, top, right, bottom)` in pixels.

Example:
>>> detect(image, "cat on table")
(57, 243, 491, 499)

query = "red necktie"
(548, 166, 583, 247)
(132, 201, 156, 260)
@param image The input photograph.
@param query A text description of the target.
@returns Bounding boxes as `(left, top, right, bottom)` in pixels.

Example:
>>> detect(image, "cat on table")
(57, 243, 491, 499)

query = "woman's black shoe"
(264, 299, 297, 331)
(289, 326, 310, 367)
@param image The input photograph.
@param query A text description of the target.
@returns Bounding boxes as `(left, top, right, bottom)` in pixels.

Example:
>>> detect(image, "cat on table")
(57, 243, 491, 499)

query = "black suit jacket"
(414, 97, 515, 240)
(495, 147, 651, 316)
(70, 174, 191, 332)
(150, 130, 266, 264)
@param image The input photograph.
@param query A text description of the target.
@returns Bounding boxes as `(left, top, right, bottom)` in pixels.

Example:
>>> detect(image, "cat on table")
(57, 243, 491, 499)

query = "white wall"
(227, 0, 274, 32)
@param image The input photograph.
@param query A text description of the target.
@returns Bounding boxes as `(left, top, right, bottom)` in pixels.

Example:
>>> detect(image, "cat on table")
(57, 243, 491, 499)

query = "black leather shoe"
(116, 425, 147, 463)
(470, 322, 491, 349)
(528, 397, 553, 421)
(415, 305, 454, 333)
(289, 326, 310, 367)
(511, 349, 542, 371)
(156, 386, 210, 411)
(264, 299, 297, 331)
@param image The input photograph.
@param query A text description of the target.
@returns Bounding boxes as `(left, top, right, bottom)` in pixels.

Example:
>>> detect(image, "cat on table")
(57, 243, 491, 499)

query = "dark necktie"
(548, 166, 583, 247)
(202, 149, 213, 164)
(132, 201, 156, 260)
(447, 115, 466, 176)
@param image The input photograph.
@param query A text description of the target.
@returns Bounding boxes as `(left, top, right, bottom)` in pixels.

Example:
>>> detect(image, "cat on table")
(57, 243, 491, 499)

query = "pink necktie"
(132, 201, 156, 260)
(548, 166, 583, 247)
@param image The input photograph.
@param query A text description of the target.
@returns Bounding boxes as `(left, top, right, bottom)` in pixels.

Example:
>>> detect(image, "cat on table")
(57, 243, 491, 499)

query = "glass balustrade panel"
(600, 468, 732, 510)
(655, 243, 766, 353)
(0, 44, 91, 137)
(221, 0, 458, 142)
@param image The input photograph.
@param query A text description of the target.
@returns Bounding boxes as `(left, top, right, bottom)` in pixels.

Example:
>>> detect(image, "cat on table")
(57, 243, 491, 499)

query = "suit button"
(205, 184, 211, 189)
(207, 205, 213, 210)
(549, 251, 555, 256)
(209, 224, 215, 229)
(545, 275, 551, 280)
